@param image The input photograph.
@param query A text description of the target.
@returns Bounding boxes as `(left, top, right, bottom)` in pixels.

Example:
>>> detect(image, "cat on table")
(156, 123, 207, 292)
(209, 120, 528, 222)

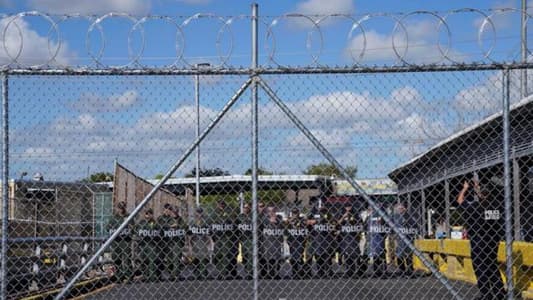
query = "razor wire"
(0, 8, 533, 69)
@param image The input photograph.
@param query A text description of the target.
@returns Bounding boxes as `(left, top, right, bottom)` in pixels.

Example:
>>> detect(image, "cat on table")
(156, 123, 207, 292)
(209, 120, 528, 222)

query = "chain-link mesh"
(1, 7, 533, 300)
(3, 67, 530, 299)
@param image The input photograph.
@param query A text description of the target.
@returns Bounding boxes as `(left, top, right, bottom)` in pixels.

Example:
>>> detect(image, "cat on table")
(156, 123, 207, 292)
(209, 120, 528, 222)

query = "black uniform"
(308, 207, 337, 278)
(188, 218, 212, 279)
(211, 207, 238, 279)
(286, 215, 308, 279)
(367, 209, 389, 276)
(459, 194, 505, 299)
(160, 214, 187, 279)
(136, 218, 161, 282)
(257, 209, 269, 278)
(393, 208, 418, 275)
(260, 215, 284, 279)
(106, 214, 133, 282)
(338, 210, 364, 277)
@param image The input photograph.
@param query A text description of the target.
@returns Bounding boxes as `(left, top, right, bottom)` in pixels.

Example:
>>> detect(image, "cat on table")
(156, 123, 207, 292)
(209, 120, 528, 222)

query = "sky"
(1, 0, 532, 182)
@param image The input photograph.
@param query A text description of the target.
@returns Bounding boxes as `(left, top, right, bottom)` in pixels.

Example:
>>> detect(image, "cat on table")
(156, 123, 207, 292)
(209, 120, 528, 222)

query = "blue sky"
(0, 0, 512, 17)
(1, 0, 531, 182)
(2, 0, 532, 67)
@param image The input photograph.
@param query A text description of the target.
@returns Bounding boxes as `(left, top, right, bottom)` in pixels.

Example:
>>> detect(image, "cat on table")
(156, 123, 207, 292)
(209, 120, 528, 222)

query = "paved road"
(87, 276, 478, 300)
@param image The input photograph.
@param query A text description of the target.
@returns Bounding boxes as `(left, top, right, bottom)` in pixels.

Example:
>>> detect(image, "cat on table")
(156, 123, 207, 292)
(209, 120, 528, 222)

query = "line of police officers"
(106, 200, 417, 282)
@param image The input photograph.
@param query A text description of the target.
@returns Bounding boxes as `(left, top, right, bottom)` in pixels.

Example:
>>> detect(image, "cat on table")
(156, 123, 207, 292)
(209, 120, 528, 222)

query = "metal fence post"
(1, 73, 8, 300)
(444, 178, 451, 238)
(421, 189, 427, 237)
(195, 68, 201, 209)
(521, 0, 528, 98)
(512, 156, 521, 241)
(251, 4, 259, 300)
(502, 68, 514, 299)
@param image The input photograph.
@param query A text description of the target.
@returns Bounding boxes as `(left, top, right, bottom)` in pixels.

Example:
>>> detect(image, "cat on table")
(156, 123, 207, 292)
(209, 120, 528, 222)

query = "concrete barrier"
(414, 239, 533, 298)
(497, 241, 533, 299)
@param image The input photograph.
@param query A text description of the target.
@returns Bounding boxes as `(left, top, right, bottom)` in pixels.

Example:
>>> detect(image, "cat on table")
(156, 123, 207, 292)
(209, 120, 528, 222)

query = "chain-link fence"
(1, 5, 533, 300)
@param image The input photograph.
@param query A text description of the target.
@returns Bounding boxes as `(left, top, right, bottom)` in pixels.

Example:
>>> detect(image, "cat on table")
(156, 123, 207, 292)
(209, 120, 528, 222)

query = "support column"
(444, 179, 450, 238)
(502, 68, 514, 299)
(250, 4, 259, 300)
(421, 189, 427, 237)
(513, 157, 521, 240)
(1, 73, 9, 300)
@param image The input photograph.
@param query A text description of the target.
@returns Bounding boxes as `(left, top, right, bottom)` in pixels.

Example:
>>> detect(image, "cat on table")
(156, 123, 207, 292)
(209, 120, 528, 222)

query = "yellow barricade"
(414, 239, 533, 298)
(497, 241, 533, 299)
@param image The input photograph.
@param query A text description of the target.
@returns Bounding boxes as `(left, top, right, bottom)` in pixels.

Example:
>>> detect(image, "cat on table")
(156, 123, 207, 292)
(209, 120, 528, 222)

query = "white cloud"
(14, 74, 508, 180)
(134, 105, 205, 135)
(390, 86, 422, 107)
(287, 128, 355, 149)
(474, 0, 515, 30)
(344, 20, 463, 65)
(50, 113, 102, 135)
(279, 87, 441, 153)
(393, 113, 444, 140)
(0, 17, 74, 66)
(296, 0, 354, 16)
(452, 68, 531, 131)
(23, 147, 54, 156)
(453, 73, 503, 113)
(69, 90, 140, 113)
(26, 0, 151, 14)
(289, 87, 425, 130)
(290, 0, 354, 29)
(176, 0, 210, 4)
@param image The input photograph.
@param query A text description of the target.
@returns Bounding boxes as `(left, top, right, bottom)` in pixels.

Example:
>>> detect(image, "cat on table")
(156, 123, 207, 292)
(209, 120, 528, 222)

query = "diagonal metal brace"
(257, 76, 463, 300)
(55, 77, 253, 300)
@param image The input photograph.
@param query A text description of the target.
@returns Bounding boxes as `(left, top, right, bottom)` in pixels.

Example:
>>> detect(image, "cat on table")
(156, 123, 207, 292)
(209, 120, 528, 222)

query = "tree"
(154, 174, 164, 180)
(83, 172, 114, 183)
(184, 167, 230, 178)
(303, 163, 357, 179)
(244, 167, 273, 176)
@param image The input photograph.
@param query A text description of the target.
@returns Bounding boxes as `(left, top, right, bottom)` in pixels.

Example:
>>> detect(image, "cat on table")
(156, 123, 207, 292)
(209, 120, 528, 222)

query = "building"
(0, 179, 112, 298)
(388, 95, 533, 241)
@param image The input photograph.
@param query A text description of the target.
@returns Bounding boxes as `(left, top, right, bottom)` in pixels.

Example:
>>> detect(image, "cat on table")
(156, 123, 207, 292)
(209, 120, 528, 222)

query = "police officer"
(188, 207, 212, 280)
(367, 206, 388, 277)
(285, 207, 308, 279)
(238, 203, 253, 279)
(457, 178, 505, 299)
(159, 204, 187, 280)
(136, 208, 161, 282)
(257, 201, 268, 278)
(307, 206, 337, 278)
(260, 206, 284, 279)
(106, 201, 133, 282)
(392, 202, 417, 277)
(211, 200, 238, 279)
(157, 203, 174, 279)
(338, 202, 365, 278)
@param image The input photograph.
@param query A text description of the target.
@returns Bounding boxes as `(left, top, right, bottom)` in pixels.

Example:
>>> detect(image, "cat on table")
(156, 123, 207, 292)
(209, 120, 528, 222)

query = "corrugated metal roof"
(149, 174, 330, 185)
(390, 94, 533, 175)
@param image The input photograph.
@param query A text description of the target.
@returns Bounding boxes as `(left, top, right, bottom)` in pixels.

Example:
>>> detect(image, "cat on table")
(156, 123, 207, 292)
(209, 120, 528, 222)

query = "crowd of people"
(106, 199, 419, 283)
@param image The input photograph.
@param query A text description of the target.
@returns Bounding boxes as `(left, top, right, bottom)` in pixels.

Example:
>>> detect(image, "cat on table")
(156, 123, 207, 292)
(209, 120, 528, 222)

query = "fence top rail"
(8, 236, 106, 244)
(2, 62, 533, 76)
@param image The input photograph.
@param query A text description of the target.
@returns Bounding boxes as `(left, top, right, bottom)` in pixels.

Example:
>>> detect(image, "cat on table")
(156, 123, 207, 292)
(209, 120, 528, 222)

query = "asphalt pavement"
(87, 276, 478, 300)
